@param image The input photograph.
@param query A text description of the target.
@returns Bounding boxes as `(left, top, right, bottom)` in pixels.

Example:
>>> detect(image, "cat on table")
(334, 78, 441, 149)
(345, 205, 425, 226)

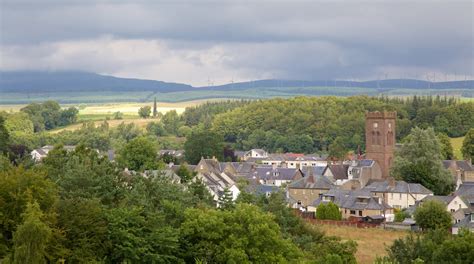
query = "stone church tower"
(365, 111, 396, 179)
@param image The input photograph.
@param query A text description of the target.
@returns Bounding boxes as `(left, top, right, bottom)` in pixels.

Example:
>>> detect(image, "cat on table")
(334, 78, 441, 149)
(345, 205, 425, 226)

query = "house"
(288, 172, 334, 207)
(452, 212, 474, 234)
(143, 169, 182, 184)
(311, 188, 393, 219)
(443, 160, 474, 188)
(31, 145, 76, 162)
(159, 149, 185, 160)
(323, 164, 349, 182)
(249, 167, 304, 187)
(195, 158, 240, 203)
(420, 195, 469, 213)
(242, 149, 268, 161)
(365, 179, 433, 209)
(262, 153, 327, 168)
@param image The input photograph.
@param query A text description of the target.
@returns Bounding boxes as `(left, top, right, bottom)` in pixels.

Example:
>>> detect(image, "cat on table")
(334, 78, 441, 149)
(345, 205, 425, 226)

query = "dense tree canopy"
(118, 137, 158, 171)
(414, 200, 453, 231)
(184, 128, 224, 164)
(138, 106, 151, 118)
(462, 128, 474, 160)
(20, 101, 78, 131)
(211, 96, 473, 153)
(391, 127, 454, 195)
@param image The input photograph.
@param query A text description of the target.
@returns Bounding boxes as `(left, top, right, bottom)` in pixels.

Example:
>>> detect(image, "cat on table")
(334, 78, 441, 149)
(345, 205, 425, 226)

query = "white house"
(365, 180, 433, 210)
(31, 145, 76, 162)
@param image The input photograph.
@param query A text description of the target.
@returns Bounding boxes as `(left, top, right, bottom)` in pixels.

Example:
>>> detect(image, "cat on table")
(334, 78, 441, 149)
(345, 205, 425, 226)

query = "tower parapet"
(365, 111, 397, 119)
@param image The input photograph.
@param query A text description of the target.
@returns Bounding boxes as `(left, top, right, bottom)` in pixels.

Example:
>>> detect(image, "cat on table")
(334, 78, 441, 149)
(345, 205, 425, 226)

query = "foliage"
(184, 128, 224, 164)
(391, 127, 454, 195)
(461, 128, 474, 160)
(176, 163, 194, 183)
(118, 137, 158, 171)
(394, 209, 410, 222)
(211, 96, 473, 153)
(153, 97, 158, 117)
(182, 100, 250, 127)
(0, 167, 58, 256)
(112, 111, 123, 120)
(179, 203, 303, 263)
(20, 101, 78, 131)
(316, 202, 342, 220)
(162, 110, 182, 135)
(385, 229, 474, 264)
(138, 106, 151, 119)
(9, 201, 52, 264)
(3, 112, 34, 135)
(0, 116, 9, 154)
(414, 200, 452, 231)
(146, 121, 166, 136)
(437, 133, 454, 160)
(218, 188, 235, 210)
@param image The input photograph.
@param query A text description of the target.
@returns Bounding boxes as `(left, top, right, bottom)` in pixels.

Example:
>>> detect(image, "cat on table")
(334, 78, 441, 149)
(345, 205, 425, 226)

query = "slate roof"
(443, 160, 473, 171)
(364, 180, 433, 194)
(289, 174, 333, 189)
(312, 188, 391, 211)
(421, 195, 456, 204)
(159, 149, 184, 157)
(455, 183, 474, 196)
(301, 166, 326, 176)
(254, 167, 300, 181)
(325, 164, 349, 180)
(453, 214, 474, 229)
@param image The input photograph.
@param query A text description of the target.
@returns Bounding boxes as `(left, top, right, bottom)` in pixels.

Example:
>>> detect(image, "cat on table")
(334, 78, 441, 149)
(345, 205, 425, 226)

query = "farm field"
(318, 224, 407, 264)
(450, 136, 465, 160)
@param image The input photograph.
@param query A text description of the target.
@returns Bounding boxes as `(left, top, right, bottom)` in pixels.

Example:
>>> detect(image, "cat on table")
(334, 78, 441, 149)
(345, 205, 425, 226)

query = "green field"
(450, 136, 465, 160)
(1, 87, 472, 104)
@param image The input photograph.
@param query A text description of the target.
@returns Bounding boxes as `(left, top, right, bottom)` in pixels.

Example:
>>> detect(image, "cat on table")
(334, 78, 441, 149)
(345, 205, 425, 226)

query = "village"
(30, 111, 474, 234)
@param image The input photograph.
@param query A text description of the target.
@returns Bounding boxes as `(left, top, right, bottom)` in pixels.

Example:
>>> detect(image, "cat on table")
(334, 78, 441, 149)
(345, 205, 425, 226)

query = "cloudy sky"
(1, 0, 473, 86)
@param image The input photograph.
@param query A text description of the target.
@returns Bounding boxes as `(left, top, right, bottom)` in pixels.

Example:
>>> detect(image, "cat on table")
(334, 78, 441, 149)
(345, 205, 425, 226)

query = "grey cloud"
(0, 0, 472, 83)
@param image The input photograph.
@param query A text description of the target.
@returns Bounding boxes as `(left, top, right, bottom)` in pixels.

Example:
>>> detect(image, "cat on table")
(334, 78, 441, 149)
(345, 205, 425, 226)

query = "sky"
(1, 0, 473, 86)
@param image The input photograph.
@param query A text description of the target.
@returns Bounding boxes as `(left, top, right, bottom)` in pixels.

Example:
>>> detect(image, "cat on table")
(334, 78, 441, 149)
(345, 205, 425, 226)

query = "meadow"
(1, 87, 472, 104)
(317, 224, 407, 264)
(450, 136, 465, 159)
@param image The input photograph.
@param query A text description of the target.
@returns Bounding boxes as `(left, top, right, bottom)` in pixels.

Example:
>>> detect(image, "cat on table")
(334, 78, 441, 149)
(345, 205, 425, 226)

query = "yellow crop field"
(317, 224, 407, 264)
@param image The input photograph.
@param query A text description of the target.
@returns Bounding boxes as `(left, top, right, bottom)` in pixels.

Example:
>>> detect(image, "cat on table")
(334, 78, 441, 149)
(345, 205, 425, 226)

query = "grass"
(317, 224, 407, 264)
(1, 88, 472, 104)
(450, 136, 465, 160)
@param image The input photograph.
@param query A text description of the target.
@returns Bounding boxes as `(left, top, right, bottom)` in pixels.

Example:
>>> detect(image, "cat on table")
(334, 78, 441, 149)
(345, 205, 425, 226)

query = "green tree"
(10, 201, 52, 264)
(394, 209, 409, 222)
(176, 163, 194, 183)
(162, 110, 181, 135)
(153, 97, 158, 117)
(390, 127, 454, 195)
(184, 128, 224, 164)
(316, 202, 341, 220)
(0, 116, 9, 153)
(119, 137, 158, 171)
(4, 112, 34, 135)
(138, 106, 151, 119)
(112, 111, 123, 120)
(461, 128, 474, 160)
(414, 200, 452, 231)
(437, 133, 454, 160)
(146, 122, 166, 136)
(218, 188, 234, 210)
(179, 204, 302, 263)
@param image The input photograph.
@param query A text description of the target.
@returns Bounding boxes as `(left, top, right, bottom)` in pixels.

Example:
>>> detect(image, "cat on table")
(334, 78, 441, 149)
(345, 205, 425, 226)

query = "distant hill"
(0, 71, 472, 104)
(0, 71, 193, 93)
(1, 71, 473, 93)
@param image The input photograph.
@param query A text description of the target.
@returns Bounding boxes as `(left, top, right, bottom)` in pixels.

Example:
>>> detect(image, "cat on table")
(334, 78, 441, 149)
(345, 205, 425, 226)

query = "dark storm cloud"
(1, 0, 472, 84)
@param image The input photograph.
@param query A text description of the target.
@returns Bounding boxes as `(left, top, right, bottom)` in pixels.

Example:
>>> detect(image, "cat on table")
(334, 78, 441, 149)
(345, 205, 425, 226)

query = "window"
(303, 190, 305, 195)
(451, 209, 455, 213)
(358, 211, 363, 216)
(391, 193, 393, 199)
(399, 193, 402, 199)
(350, 210, 356, 215)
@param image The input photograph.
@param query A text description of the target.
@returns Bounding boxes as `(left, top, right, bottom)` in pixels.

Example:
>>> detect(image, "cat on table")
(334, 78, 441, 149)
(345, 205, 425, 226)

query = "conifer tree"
(218, 188, 234, 210)
(153, 97, 158, 117)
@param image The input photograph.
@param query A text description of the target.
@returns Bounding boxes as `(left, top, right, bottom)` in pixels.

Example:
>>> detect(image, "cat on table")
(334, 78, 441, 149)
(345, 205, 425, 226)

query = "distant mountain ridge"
(1, 71, 473, 93)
